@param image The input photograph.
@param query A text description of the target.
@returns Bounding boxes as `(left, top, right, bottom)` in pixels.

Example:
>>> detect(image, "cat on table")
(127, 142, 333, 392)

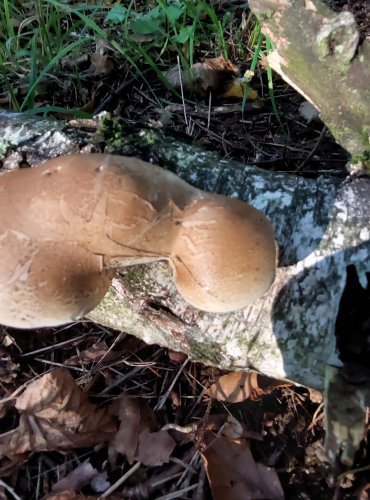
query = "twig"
(119, 449, 197, 498)
(207, 91, 212, 129)
(94, 69, 150, 115)
(161, 423, 197, 434)
(155, 484, 197, 499)
(192, 463, 206, 500)
(296, 126, 327, 171)
(99, 461, 141, 498)
(19, 332, 90, 358)
(177, 56, 188, 127)
(155, 358, 188, 411)
(33, 358, 85, 372)
(0, 480, 22, 500)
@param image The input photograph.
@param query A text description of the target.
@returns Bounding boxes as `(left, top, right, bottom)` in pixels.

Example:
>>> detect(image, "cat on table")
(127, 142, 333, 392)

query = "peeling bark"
(248, 0, 370, 171)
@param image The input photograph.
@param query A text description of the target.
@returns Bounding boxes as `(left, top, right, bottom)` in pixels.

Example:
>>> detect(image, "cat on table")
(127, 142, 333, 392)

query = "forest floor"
(0, 1, 369, 499)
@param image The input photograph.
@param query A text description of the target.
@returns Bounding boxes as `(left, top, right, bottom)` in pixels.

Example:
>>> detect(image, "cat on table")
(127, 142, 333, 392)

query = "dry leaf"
(110, 398, 141, 463)
(137, 428, 176, 466)
(207, 371, 258, 403)
(110, 397, 158, 463)
(110, 397, 175, 466)
(88, 39, 114, 76)
(52, 460, 98, 493)
(249, 374, 291, 401)
(0, 368, 117, 456)
(164, 55, 238, 98)
(168, 350, 188, 364)
(308, 388, 323, 404)
(65, 341, 109, 366)
(89, 53, 114, 75)
(201, 431, 284, 500)
(207, 371, 290, 403)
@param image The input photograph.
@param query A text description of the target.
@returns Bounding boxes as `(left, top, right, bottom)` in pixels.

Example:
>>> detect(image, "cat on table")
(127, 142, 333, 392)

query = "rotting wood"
(249, 0, 370, 173)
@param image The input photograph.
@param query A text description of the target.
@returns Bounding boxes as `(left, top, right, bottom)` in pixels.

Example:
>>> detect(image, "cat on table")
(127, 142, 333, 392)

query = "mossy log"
(249, 0, 370, 172)
(0, 112, 369, 392)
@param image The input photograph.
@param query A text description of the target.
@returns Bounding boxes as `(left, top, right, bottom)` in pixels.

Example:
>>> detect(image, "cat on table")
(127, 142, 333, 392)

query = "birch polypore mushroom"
(0, 154, 277, 328)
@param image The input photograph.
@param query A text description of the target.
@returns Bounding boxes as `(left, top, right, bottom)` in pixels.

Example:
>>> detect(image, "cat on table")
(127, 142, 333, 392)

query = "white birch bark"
(1, 112, 369, 390)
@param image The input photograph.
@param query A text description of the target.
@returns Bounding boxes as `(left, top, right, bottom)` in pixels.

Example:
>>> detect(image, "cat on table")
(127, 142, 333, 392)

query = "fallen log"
(0, 112, 369, 392)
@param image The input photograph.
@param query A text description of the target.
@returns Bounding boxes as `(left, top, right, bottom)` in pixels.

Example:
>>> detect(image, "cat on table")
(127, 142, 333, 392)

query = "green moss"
(351, 150, 369, 163)
(189, 338, 223, 365)
(119, 266, 148, 289)
(97, 115, 130, 150)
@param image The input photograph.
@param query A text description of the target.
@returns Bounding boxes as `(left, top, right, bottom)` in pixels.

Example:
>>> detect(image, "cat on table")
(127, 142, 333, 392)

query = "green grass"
(240, 18, 286, 132)
(0, 0, 273, 115)
(0, 0, 93, 112)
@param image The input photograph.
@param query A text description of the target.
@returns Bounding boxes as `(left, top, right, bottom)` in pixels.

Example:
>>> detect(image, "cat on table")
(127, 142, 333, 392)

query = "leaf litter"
(201, 431, 284, 500)
(0, 368, 117, 456)
(0, 322, 342, 498)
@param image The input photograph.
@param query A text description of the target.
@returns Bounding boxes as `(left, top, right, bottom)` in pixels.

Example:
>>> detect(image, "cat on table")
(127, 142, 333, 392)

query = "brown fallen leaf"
(110, 397, 175, 466)
(87, 39, 114, 76)
(308, 387, 323, 404)
(137, 428, 176, 466)
(207, 371, 290, 403)
(164, 55, 238, 98)
(110, 398, 142, 464)
(250, 374, 291, 401)
(207, 371, 258, 403)
(64, 341, 109, 366)
(167, 350, 188, 364)
(0, 368, 117, 456)
(200, 431, 284, 500)
(89, 52, 114, 75)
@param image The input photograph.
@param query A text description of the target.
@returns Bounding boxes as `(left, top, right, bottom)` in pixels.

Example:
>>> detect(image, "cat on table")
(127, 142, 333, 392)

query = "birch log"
(0, 112, 369, 391)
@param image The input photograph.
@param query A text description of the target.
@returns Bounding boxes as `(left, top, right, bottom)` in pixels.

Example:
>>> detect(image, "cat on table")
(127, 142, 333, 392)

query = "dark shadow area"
(336, 265, 370, 367)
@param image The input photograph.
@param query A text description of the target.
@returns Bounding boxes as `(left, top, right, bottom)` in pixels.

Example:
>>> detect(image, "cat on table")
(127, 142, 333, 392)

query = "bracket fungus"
(0, 154, 277, 328)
